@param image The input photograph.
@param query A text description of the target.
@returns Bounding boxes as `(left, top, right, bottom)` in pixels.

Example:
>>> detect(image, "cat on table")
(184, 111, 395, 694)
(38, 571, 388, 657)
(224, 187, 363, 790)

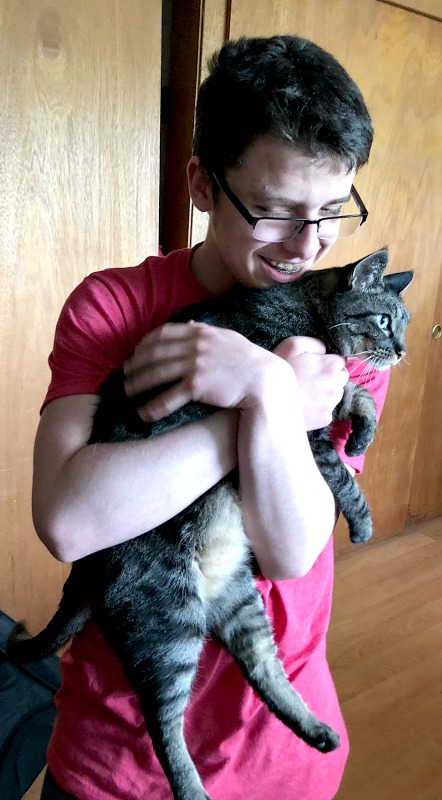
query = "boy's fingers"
(124, 323, 199, 376)
(137, 385, 191, 423)
(124, 358, 194, 397)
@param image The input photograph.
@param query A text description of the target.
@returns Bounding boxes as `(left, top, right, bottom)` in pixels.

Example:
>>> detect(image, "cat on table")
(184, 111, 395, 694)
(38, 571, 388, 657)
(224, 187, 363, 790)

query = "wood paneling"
(226, 0, 442, 553)
(0, 0, 162, 632)
(379, 0, 442, 22)
(408, 265, 442, 520)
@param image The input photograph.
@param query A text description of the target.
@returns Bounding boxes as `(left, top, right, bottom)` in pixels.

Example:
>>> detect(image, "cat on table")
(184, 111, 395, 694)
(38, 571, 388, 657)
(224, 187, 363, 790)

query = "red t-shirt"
(43, 247, 389, 800)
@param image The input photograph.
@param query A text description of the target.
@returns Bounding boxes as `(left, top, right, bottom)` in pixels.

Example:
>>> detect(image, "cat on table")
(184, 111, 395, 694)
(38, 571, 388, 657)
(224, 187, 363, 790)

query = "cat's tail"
(7, 601, 91, 662)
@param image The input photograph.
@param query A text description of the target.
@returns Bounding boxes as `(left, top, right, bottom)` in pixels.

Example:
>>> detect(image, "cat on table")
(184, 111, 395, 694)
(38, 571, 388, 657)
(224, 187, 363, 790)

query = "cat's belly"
(193, 483, 249, 604)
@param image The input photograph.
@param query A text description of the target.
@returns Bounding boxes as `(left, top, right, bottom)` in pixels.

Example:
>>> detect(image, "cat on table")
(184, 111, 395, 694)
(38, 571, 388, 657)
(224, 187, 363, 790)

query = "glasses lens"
(319, 215, 363, 240)
(253, 219, 304, 242)
(253, 215, 363, 242)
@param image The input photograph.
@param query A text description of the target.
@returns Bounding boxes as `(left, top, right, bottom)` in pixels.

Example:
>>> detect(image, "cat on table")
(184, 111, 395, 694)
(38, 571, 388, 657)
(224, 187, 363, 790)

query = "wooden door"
(0, 0, 162, 632)
(165, 0, 442, 555)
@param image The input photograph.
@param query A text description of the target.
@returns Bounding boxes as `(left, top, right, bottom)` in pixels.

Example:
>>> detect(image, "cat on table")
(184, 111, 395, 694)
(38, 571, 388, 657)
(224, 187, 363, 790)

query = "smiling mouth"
(264, 257, 306, 274)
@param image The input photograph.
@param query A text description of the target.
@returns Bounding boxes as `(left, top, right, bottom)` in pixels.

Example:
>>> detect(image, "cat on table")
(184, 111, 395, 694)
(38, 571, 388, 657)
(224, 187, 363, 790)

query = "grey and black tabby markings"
(9, 249, 412, 800)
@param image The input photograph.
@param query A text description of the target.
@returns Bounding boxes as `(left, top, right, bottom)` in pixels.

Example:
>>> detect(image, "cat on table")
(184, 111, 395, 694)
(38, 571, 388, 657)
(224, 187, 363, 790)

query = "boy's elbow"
(263, 566, 313, 582)
(33, 506, 77, 563)
(35, 525, 74, 563)
(259, 554, 316, 582)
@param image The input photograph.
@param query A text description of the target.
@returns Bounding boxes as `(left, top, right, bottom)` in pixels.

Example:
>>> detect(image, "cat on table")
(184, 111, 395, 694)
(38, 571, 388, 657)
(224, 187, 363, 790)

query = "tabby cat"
(9, 248, 412, 800)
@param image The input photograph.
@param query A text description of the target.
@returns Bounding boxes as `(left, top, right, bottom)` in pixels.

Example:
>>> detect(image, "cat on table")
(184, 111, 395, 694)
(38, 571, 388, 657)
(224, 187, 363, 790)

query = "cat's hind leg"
(208, 569, 340, 753)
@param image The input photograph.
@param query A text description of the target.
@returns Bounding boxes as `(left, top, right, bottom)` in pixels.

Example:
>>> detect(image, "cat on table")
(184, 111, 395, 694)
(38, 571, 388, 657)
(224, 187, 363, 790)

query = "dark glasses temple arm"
(351, 185, 368, 221)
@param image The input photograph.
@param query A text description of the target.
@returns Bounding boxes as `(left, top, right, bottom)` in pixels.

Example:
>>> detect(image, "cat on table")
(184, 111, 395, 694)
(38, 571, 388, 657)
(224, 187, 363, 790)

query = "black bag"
(0, 611, 60, 800)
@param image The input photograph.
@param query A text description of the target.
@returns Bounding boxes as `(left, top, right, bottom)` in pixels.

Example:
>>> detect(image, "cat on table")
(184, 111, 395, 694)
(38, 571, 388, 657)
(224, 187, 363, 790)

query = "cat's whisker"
(347, 369, 362, 384)
(348, 356, 378, 386)
(347, 357, 371, 379)
(348, 354, 372, 364)
(328, 322, 352, 330)
(366, 358, 379, 375)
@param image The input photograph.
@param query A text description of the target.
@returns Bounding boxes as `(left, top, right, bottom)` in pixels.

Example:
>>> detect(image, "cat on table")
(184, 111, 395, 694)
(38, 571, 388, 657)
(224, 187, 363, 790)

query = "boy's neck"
(190, 239, 238, 296)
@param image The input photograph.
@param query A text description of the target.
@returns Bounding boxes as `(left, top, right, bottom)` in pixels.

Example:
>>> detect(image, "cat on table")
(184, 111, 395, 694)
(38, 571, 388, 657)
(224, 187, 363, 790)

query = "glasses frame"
(212, 172, 368, 242)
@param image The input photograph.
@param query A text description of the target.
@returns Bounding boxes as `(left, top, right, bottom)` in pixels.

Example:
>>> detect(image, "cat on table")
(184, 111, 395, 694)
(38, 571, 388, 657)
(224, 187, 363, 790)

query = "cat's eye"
(377, 314, 391, 330)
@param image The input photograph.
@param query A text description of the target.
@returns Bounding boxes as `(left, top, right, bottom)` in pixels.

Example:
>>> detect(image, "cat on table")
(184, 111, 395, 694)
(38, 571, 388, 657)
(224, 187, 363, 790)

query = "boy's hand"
(124, 325, 347, 430)
(273, 336, 348, 431)
(124, 321, 295, 422)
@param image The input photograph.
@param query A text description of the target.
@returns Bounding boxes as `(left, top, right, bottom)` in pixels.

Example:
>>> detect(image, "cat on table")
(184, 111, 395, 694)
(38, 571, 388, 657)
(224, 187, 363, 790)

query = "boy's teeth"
(267, 259, 303, 273)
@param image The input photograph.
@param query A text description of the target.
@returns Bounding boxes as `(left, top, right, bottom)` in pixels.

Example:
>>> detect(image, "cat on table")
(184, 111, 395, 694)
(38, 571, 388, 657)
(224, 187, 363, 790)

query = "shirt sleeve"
(330, 360, 390, 475)
(41, 250, 212, 414)
(42, 272, 144, 412)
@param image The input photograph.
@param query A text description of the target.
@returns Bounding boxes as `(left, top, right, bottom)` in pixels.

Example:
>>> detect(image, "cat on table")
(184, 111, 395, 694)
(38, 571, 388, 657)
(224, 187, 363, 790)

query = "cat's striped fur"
(8, 249, 412, 800)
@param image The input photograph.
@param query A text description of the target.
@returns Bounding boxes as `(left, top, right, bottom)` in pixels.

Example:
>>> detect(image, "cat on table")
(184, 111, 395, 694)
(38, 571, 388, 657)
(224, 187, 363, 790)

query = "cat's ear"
(349, 249, 389, 291)
(383, 271, 414, 296)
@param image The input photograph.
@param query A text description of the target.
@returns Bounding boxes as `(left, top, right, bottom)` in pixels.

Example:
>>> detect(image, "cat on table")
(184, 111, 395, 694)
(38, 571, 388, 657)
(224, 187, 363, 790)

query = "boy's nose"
(282, 223, 320, 261)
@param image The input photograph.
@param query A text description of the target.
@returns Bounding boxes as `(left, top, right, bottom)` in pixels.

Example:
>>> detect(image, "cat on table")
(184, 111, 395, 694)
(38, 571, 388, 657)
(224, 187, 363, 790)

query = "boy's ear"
(187, 157, 213, 212)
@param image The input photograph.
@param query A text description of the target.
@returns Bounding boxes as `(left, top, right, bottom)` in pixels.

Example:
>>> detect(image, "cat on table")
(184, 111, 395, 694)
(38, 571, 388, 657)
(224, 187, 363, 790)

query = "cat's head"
(329, 248, 413, 369)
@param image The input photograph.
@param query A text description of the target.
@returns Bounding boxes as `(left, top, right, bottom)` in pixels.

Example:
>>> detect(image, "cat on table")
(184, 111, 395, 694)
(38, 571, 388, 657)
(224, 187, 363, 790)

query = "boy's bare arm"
(33, 396, 239, 563)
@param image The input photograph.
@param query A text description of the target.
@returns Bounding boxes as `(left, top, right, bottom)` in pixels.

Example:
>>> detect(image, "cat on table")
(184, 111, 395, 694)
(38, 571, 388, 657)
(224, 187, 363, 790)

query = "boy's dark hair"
(193, 35, 373, 178)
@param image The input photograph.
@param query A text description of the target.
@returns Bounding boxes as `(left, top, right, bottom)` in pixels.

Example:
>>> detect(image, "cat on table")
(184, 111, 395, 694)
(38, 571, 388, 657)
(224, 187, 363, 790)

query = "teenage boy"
(36, 35, 388, 800)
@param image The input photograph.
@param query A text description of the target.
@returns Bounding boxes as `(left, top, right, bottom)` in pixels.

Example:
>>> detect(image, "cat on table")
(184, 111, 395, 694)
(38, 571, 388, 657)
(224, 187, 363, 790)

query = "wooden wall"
(380, 0, 442, 21)
(0, 0, 162, 632)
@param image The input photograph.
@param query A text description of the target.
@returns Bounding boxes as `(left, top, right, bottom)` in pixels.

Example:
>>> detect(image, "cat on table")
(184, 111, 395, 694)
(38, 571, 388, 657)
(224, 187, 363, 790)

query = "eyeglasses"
(212, 172, 368, 243)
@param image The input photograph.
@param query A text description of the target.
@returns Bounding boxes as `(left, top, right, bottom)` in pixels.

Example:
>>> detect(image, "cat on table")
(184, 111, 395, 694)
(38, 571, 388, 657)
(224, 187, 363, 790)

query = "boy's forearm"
(33, 409, 239, 563)
(238, 381, 336, 581)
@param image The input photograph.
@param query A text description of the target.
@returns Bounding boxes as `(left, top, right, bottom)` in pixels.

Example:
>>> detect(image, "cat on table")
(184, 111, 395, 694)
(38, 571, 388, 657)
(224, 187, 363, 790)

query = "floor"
(23, 770, 45, 800)
(23, 517, 442, 800)
(330, 517, 442, 800)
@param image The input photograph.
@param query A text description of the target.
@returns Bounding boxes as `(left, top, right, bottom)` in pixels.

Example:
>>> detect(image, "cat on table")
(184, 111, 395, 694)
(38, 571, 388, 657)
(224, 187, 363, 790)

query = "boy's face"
(189, 135, 356, 294)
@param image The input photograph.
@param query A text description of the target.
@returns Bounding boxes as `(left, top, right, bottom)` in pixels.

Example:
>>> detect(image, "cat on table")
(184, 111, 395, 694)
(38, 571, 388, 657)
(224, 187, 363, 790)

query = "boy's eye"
(256, 206, 291, 218)
(321, 205, 343, 217)
(255, 203, 346, 219)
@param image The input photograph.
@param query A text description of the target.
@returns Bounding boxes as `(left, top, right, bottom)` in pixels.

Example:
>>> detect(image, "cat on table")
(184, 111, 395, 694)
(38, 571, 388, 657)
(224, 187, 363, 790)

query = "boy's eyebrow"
(248, 191, 352, 207)
(323, 194, 352, 205)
